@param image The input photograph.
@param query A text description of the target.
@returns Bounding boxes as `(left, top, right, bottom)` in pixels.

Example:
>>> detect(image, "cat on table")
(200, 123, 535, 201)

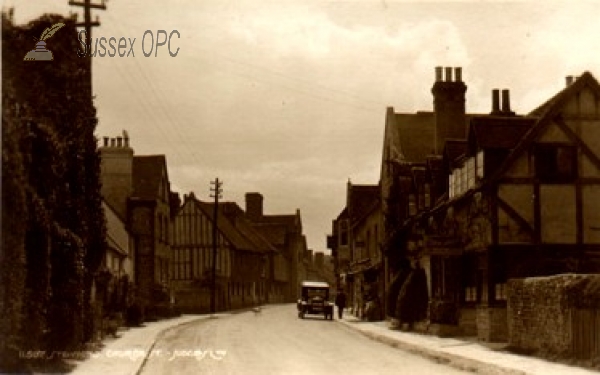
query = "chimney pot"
(435, 66, 443, 82)
(501, 89, 511, 113)
(492, 89, 500, 114)
(110, 138, 116, 147)
(566, 76, 574, 86)
(454, 67, 462, 82)
(445, 67, 453, 82)
(124, 137, 129, 147)
(103, 136, 109, 147)
(116, 136, 123, 147)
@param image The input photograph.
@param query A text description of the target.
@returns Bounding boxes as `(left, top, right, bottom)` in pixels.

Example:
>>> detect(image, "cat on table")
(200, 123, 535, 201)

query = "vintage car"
(297, 281, 334, 320)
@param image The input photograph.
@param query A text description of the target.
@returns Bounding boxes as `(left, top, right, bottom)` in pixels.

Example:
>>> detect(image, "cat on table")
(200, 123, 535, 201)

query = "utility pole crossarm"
(68, 0, 107, 98)
(74, 21, 100, 27)
(68, 0, 106, 10)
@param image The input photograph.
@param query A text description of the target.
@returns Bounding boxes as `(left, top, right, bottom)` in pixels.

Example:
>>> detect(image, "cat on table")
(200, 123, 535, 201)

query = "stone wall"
(507, 274, 598, 357)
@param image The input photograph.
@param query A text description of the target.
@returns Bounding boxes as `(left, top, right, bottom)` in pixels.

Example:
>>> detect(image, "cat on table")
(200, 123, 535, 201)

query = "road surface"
(140, 304, 471, 375)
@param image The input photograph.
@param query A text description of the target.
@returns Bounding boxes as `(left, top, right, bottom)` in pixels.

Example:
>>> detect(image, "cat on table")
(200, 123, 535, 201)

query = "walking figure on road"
(335, 290, 347, 319)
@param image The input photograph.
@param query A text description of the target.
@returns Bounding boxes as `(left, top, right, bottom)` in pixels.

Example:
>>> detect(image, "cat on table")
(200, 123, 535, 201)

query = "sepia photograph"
(2, 0, 600, 374)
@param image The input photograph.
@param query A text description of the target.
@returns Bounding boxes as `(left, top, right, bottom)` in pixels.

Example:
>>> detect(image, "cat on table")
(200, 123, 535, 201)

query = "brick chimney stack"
(491, 89, 501, 115)
(245, 192, 263, 221)
(99, 130, 134, 219)
(431, 66, 467, 154)
(501, 89, 515, 116)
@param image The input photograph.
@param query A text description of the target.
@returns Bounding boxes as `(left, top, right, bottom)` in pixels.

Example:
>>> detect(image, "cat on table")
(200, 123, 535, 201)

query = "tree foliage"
(1, 12, 106, 371)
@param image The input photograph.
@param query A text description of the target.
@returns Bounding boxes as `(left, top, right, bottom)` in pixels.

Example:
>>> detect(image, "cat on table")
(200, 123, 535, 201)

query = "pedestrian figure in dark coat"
(335, 290, 347, 319)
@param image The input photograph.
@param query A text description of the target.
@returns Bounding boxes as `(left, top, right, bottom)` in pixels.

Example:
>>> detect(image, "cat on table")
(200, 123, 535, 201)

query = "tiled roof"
(529, 71, 597, 118)
(393, 112, 436, 162)
(197, 201, 274, 253)
(132, 155, 166, 200)
(387, 111, 482, 163)
(443, 139, 468, 167)
(348, 184, 379, 226)
(490, 71, 600, 182)
(262, 214, 299, 230)
(336, 207, 348, 221)
(250, 222, 289, 248)
(247, 210, 302, 249)
(102, 200, 129, 257)
(232, 213, 278, 254)
(469, 116, 536, 150)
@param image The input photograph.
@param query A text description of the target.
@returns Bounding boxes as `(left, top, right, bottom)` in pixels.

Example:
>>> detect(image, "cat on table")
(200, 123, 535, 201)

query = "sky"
(5, 0, 600, 254)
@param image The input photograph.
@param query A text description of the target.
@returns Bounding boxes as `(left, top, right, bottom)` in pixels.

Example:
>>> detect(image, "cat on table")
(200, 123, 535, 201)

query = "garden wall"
(507, 274, 600, 359)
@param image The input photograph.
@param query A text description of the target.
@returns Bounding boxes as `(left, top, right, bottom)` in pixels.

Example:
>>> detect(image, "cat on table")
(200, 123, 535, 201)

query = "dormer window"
(534, 144, 576, 183)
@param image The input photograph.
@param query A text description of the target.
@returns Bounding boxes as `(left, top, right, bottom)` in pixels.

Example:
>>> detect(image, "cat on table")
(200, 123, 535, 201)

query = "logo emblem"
(23, 23, 65, 61)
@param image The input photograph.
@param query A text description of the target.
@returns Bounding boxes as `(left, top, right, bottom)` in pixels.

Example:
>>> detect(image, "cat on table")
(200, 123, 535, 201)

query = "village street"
(4, 3, 600, 375)
(139, 304, 470, 375)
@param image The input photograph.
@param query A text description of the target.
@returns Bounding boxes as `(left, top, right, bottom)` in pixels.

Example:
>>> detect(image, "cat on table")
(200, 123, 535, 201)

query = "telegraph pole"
(210, 178, 223, 315)
(68, 0, 106, 98)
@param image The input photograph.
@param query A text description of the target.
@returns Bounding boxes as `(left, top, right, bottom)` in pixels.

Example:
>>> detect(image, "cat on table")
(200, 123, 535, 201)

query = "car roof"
(301, 281, 330, 288)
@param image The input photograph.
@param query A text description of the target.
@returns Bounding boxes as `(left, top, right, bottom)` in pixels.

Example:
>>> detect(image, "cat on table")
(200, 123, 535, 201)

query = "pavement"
(337, 314, 598, 375)
(64, 307, 598, 375)
(67, 313, 226, 375)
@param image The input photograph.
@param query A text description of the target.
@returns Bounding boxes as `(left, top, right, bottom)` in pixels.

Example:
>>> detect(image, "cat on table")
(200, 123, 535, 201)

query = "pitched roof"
(247, 208, 303, 248)
(488, 72, 600, 184)
(348, 184, 379, 226)
(102, 200, 129, 257)
(469, 116, 536, 150)
(197, 201, 275, 254)
(250, 222, 289, 247)
(132, 155, 167, 200)
(262, 214, 299, 230)
(443, 139, 468, 167)
(231, 212, 278, 254)
(394, 112, 436, 162)
(384, 110, 482, 165)
(336, 207, 348, 221)
(529, 71, 598, 119)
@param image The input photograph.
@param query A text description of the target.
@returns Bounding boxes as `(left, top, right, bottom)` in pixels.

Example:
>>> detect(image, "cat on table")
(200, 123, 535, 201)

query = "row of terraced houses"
(99, 134, 330, 321)
(328, 67, 600, 344)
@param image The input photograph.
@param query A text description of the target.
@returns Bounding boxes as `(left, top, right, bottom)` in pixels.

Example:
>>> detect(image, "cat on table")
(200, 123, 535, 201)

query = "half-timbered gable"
(171, 193, 274, 312)
(491, 72, 600, 273)
(415, 73, 600, 341)
(374, 68, 600, 340)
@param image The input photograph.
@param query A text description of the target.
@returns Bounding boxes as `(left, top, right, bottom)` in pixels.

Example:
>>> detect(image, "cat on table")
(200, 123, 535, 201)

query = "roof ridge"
(488, 71, 600, 184)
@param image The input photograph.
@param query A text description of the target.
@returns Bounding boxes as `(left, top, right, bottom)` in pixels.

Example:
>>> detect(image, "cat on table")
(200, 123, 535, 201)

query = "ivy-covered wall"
(1, 13, 106, 372)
